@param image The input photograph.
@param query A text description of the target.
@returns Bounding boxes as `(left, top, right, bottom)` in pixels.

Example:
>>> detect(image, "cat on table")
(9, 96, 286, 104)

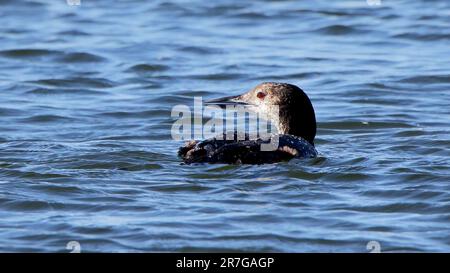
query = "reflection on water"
(0, 0, 449, 252)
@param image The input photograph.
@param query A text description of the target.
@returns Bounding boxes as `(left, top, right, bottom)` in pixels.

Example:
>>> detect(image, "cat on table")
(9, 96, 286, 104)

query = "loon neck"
(275, 105, 316, 146)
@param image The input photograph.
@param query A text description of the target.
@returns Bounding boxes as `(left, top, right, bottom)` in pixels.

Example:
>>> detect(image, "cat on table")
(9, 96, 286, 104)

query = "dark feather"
(179, 133, 317, 164)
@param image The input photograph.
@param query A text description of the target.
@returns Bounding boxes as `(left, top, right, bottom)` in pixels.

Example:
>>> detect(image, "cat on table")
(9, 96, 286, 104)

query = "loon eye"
(256, 92, 266, 99)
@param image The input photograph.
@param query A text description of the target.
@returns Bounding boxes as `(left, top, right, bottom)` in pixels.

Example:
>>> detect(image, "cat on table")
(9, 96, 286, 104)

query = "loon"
(178, 82, 317, 164)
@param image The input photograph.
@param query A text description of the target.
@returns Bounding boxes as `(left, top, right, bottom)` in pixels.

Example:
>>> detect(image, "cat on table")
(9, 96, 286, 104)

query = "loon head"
(206, 82, 317, 146)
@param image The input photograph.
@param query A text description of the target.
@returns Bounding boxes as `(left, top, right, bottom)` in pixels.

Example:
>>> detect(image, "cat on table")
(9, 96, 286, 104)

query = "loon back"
(179, 133, 317, 164)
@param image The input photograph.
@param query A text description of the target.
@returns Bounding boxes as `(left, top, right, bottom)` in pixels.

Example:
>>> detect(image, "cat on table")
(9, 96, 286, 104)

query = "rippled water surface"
(0, 0, 449, 252)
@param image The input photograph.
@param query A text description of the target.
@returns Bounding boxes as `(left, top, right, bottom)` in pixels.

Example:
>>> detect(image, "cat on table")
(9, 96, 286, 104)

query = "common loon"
(178, 82, 317, 164)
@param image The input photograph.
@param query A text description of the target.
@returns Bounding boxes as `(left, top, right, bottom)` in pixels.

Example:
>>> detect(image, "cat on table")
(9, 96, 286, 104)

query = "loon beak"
(205, 95, 249, 108)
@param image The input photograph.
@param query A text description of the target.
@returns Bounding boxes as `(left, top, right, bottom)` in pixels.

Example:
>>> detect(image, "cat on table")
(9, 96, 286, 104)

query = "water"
(0, 0, 449, 252)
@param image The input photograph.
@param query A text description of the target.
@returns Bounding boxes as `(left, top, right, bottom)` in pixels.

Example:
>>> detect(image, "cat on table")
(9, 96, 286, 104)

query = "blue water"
(0, 0, 449, 252)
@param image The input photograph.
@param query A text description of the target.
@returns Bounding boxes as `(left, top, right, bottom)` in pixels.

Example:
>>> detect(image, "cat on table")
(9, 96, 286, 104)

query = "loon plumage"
(178, 82, 317, 164)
